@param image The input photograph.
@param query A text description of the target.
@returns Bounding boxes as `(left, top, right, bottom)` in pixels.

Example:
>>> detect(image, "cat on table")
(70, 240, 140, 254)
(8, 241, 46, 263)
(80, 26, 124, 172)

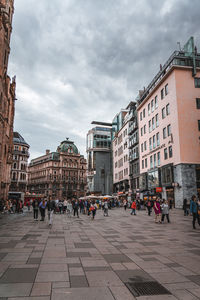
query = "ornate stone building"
(28, 139, 87, 199)
(0, 0, 16, 201)
(9, 132, 30, 193)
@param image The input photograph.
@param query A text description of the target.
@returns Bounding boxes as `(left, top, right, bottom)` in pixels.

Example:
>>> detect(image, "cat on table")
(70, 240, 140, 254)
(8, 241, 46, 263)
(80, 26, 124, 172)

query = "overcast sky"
(8, 0, 200, 160)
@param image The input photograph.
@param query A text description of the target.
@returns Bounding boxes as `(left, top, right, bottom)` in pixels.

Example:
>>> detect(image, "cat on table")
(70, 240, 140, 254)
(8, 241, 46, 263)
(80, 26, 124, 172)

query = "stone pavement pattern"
(0, 208, 200, 300)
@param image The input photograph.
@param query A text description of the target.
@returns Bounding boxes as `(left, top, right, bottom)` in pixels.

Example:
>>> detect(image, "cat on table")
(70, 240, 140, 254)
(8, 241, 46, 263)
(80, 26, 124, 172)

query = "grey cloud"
(8, 0, 200, 159)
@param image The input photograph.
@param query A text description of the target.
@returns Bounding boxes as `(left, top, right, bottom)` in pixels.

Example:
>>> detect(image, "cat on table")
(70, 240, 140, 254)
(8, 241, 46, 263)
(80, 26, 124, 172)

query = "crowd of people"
(1, 194, 199, 229)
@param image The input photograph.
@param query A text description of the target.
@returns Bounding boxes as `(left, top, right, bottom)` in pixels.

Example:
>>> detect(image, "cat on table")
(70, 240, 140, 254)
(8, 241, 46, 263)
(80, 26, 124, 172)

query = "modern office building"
(137, 37, 200, 207)
(28, 138, 87, 199)
(9, 132, 30, 193)
(0, 0, 16, 202)
(128, 101, 140, 200)
(112, 109, 130, 195)
(87, 125, 112, 195)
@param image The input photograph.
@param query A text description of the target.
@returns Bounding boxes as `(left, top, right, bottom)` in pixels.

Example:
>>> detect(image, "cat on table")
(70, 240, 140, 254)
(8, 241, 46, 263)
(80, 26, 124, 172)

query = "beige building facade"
(28, 139, 87, 199)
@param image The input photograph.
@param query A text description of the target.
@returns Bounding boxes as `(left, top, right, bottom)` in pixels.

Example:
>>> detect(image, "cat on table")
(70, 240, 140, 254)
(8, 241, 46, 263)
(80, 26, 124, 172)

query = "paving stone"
(115, 269, 154, 283)
(67, 252, 91, 257)
(27, 258, 41, 264)
(31, 282, 51, 296)
(74, 243, 94, 248)
(186, 275, 200, 285)
(83, 266, 111, 271)
(9, 297, 50, 300)
(0, 268, 37, 283)
(0, 283, 33, 297)
(39, 264, 68, 272)
(35, 272, 69, 282)
(0, 253, 7, 261)
(109, 285, 137, 300)
(85, 271, 123, 287)
(103, 254, 131, 263)
(52, 281, 70, 288)
(51, 287, 114, 300)
(70, 276, 88, 287)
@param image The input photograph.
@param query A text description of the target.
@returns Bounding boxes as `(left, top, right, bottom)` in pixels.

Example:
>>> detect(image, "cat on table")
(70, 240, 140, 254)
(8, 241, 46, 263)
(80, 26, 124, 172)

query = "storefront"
(160, 164, 174, 206)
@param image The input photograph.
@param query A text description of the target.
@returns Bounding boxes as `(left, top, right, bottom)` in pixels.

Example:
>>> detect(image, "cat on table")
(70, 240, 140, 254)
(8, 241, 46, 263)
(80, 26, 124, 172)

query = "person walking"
(63, 199, 67, 213)
(146, 199, 153, 216)
(32, 200, 39, 221)
(161, 199, 170, 223)
(90, 202, 97, 220)
(39, 199, 47, 221)
(58, 200, 63, 214)
(73, 199, 79, 218)
(104, 200, 109, 217)
(154, 198, 161, 223)
(131, 200, 136, 215)
(66, 200, 73, 217)
(123, 199, 127, 211)
(47, 199, 55, 226)
(190, 195, 199, 229)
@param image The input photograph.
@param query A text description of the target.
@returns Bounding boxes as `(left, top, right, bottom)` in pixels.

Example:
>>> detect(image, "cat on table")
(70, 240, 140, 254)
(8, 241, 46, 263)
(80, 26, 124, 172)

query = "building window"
(145, 158, 147, 168)
(196, 98, 200, 109)
(162, 107, 166, 119)
(161, 88, 164, 99)
(148, 103, 151, 115)
(194, 78, 200, 88)
(167, 124, 171, 136)
(152, 117, 155, 130)
(141, 127, 143, 136)
(154, 154, 157, 167)
(157, 152, 160, 166)
(169, 146, 173, 158)
(142, 160, 144, 169)
(155, 114, 159, 127)
(151, 99, 154, 112)
(165, 84, 168, 95)
(144, 141, 147, 151)
(143, 109, 145, 118)
(140, 112, 142, 121)
(156, 132, 160, 146)
(149, 137, 152, 151)
(164, 148, 168, 160)
(149, 120, 152, 133)
(198, 120, 200, 131)
(141, 143, 143, 153)
(153, 135, 156, 149)
(144, 124, 146, 134)
(166, 103, 170, 115)
(155, 96, 158, 109)
(150, 156, 153, 169)
(163, 127, 167, 139)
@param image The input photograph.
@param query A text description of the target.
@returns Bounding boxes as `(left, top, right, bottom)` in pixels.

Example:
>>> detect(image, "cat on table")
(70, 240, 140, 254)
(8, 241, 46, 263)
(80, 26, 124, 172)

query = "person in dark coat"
(190, 195, 198, 229)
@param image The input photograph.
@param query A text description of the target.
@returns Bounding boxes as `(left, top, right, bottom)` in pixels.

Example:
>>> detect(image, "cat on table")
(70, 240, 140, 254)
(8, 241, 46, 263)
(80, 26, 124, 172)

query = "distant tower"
(0, 0, 16, 202)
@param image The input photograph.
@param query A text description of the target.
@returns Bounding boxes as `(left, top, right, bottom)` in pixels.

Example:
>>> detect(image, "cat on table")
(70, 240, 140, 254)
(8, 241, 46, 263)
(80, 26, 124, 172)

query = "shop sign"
(156, 187, 162, 193)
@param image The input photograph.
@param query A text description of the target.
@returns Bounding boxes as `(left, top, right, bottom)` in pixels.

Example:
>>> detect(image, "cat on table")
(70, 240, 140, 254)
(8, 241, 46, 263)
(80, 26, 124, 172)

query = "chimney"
(46, 149, 50, 155)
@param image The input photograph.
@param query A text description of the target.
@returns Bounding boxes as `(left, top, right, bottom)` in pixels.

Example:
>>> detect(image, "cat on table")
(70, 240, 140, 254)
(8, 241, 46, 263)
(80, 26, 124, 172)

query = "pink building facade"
(113, 111, 130, 195)
(137, 40, 200, 207)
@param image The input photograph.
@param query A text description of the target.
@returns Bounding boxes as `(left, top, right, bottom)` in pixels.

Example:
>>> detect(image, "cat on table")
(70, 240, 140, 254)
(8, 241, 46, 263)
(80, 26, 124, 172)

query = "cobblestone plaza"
(0, 208, 199, 299)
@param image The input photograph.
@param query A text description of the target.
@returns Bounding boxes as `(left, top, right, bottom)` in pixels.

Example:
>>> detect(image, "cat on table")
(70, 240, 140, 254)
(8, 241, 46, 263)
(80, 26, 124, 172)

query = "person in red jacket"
(131, 200, 136, 215)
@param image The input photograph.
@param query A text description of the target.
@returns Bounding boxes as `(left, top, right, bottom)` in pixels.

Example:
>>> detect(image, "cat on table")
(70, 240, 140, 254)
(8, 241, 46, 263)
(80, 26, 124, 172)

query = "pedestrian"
(73, 199, 79, 218)
(104, 200, 109, 217)
(123, 199, 127, 211)
(190, 195, 199, 229)
(58, 200, 63, 214)
(146, 199, 152, 216)
(87, 200, 91, 216)
(169, 198, 173, 209)
(67, 200, 73, 217)
(90, 202, 97, 220)
(47, 198, 55, 226)
(79, 200, 84, 214)
(63, 199, 67, 213)
(131, 200, 136, 215)
(32, 200, 39, 221)
(39, 199, 47, 221)
(154, 198, 161, 223)
(161, 199, 170, 223)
